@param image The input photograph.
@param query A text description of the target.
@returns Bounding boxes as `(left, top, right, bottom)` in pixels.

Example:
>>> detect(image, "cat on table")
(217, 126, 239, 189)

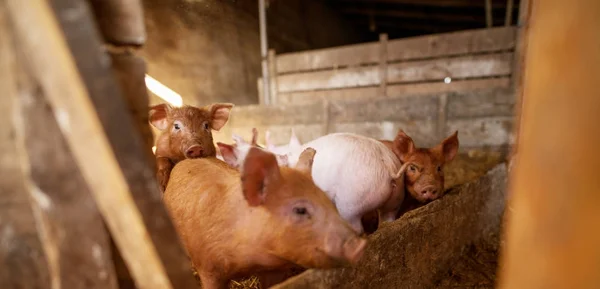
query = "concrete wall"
(214, 87, 515, 151)
(141, 0, 364, 106)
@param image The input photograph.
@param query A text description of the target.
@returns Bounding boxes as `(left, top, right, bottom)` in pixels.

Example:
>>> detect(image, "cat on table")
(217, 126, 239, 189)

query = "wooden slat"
(277, 78, 510, 105)
(0, 4, 51, 287)
(387, 52, 512, 83)
(49, 0, 198, 288)
(387, 27, 516, 62)
(277, 65, 380, 93)
(276, 42, 379, 73)
(5, 0, 174, 289)
(499, 0, 600, 288)
(277, 52, 511, 93)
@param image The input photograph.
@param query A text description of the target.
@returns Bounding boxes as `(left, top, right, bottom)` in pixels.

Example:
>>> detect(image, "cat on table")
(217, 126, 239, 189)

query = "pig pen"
(1, 1, 516, 289)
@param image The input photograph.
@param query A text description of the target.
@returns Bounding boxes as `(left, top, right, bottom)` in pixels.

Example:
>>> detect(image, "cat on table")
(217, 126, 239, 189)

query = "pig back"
(300, 133, 401, 212)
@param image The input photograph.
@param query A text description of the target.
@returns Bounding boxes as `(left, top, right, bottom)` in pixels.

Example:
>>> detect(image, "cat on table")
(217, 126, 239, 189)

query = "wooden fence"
(259, 27, 516, 105)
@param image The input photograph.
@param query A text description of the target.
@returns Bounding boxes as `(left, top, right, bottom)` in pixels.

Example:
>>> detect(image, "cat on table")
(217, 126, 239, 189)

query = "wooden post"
(498, 0, 600, 288)
(258, 0, 270, 105)
(268, 49, 278, 105)
(485, 0, 493, 27)
(4, 0, 174, 288)
(437, 94, 448, 141)
(510, 0, 531, 156)
(378, 33, 388, 97)
(504, 0, 514, 26)
(257, 77, 265, 105)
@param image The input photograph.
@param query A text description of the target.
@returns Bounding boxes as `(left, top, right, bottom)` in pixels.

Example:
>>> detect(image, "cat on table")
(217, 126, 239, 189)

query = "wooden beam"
(510, 0, 531, 156)
(342, 8, 484, 23)
(4, 0, 174, 289)
(485, 0, 493, 27)
(504, 0, 514, 26)
(48, 0, 199, 288)
(0, 4, 51, 288)
(499, 0, 600, 288)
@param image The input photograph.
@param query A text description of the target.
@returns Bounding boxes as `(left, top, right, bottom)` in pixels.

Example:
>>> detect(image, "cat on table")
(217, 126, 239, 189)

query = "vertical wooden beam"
(499, 0, 600, 288)
(0, 4, 51, 288)
(5, 0, 174, 288)
(437, 93, 448, 141)
(485, 0, 493, 27)
(268, 49, 278, 105)
(504, 0, 514, 26)
(48, 0, 198, 288)
(378, 33, 388, 97)
(257, 77, 265, 105)
(510, 0, 532, 156)
(259, 0, 271, 105)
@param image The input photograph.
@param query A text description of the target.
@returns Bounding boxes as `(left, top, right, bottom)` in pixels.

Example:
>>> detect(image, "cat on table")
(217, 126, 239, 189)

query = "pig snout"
(419, 185, 439, 200)
(323, 230, 367, 265)
(185, 145, 203, 158)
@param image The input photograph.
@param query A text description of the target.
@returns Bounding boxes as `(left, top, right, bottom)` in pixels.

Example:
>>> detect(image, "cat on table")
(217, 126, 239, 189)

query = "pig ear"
(217, 142, 238, 168)
(288, 129, 302, 151)
(241, 147, 281, 207)
(232, 133, 247, 146)
(439, 131, 459, 163)
(149, 103, 172, 130)
(208, 103, 234, 131)
(295, 147, 316, 176)
(392, 130, 415, 162)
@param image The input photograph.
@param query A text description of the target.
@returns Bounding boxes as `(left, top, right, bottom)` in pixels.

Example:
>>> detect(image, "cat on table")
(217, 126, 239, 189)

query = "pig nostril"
(185, 146, 203, 158)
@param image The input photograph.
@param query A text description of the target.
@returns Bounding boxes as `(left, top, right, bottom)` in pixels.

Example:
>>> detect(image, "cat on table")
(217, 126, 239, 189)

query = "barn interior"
(1, 0, 600, 289)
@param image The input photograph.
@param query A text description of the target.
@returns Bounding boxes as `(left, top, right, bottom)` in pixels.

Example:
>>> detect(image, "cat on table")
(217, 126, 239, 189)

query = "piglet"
(218, 128, 288, 169)
(390, 130, 459, 218)
(149, 103, 233, 191)
(286, 133, 411, 234)
(164, 146, 366, 289)
(265, 128, 302, 160)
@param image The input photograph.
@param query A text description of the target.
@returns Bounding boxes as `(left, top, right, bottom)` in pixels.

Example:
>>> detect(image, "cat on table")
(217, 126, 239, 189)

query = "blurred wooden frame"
(1, 0, 197, 288)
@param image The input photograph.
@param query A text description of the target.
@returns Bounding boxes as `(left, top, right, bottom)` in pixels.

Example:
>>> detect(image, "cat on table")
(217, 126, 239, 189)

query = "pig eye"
(437, 166, 442, 172)
(203, 121, 210, 131)
(173, 123, 181, 130)
(293, 207, 308, 216)
(409, 165, 417, 172)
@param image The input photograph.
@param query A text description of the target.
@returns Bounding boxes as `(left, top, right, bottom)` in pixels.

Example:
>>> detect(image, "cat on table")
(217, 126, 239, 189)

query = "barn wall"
(141, 0, 364, 106)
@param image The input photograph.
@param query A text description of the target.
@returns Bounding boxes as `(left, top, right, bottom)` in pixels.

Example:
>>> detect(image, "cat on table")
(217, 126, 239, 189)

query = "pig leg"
(258, 268, 304, 289)
(156, 157, 174, 192)
(198, 271, 228, 289)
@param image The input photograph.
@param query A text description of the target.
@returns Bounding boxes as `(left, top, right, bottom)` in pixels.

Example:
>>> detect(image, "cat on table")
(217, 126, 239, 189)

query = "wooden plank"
(387, 27, 516, 62)
(378, 33, 388, 97)
(278, 87, 379, 105)
(48, 0, 198, 288)
(498, 0, 600, 288)
(276, 42, 379, 73)
(268, 49, 278, 105)
(277, 64, 380, 93)
(387, 52, 512, 83)
(277, 52, 511, 93)
(485, 0, 493, 27)
(0, 4, 51, 287)
(504, 0, 514, 26)
(5, 0, 175, 289)
(510, 0, 531, 157)
(15, 58, 119, 289)
(387, 77, 511, 97)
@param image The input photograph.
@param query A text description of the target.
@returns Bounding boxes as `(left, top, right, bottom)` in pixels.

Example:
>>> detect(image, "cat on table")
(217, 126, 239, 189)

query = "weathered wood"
(277, 52, 512, 93)
(387, 27, 515, 62)
(87, 0, 145, 46)
(485, 0, 493, 27)
(510, 0, 531, 157)
(275, 27, 515, 74)
(15, 58, 119, 289)
(387, 52, 512, 83)
(268, 49, 278, 105)
(48, 0, 198, 288)
(504, 0, 514, 26)
(5, 0, 174, 288)
(378, 33, 388, 97)
(277, 77, 510, 105)
(0, 5, 51, 287)
(276, 42, 380, 73)
(273, 165, 508, 289)
(109, 50, 155, 158)
(499, 0, 600, 288)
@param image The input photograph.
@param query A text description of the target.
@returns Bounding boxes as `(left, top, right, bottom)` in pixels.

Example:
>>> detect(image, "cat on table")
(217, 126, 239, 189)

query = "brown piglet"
(363, 130, 459, 233)
(149, 103, 233, 191)
(164, 147, 367, 289)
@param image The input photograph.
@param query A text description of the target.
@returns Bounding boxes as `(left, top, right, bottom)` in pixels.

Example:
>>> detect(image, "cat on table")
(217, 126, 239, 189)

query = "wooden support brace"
(378, 33, 388, 97)
(268, 49, 278, 105)
(4, 0, 175, 289)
